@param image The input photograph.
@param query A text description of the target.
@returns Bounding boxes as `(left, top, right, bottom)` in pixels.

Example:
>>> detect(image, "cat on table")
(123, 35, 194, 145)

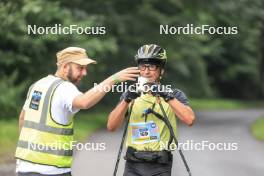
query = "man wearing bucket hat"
(107, 44, 195, 176)
(15, 47, 140, 176)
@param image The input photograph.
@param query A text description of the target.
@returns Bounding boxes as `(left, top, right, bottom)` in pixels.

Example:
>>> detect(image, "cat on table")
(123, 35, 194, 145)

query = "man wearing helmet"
(107, 44, 195, 176)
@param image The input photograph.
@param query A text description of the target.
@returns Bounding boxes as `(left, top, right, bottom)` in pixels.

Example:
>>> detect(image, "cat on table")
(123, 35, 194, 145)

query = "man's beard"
(67, 66, 81, 86)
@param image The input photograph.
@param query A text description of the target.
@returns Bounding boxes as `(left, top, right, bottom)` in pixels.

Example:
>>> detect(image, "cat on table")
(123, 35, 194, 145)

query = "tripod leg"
(157, 100, 192, 176)
(113, 102, 134, 176)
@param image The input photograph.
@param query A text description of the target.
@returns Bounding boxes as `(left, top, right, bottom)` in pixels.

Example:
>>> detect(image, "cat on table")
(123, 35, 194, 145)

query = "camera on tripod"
(136, 76, 172, 96)
(136, 76, 149, 93)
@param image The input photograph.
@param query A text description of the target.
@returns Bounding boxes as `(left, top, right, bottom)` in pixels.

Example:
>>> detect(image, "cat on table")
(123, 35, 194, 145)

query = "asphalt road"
(1, 109, 264, 176)
(72, 109, 264, 176)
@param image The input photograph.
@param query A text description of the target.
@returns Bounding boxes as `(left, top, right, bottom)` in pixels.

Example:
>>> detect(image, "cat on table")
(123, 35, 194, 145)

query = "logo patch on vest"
(29, 90, 42, 110)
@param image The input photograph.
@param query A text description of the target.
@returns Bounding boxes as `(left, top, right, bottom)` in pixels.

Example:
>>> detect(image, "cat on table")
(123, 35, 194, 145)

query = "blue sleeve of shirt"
(172, 89, 189, 106)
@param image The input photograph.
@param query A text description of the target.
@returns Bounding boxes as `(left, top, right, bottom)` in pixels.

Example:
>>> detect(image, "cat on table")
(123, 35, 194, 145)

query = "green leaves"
(1, 0, 264, 118)
(0, 72, 27, 118)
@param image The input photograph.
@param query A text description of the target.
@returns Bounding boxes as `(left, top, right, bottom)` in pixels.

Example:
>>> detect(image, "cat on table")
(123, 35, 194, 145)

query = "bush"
(0, 72, 26, 119)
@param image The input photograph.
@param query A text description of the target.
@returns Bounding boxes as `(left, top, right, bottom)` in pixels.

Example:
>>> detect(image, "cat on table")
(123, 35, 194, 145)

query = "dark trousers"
(123, 160, 173, 176)
(17, 172, 72, 176)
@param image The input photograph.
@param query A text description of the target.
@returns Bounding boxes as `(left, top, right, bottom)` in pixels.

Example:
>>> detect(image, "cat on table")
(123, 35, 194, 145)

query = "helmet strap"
(158, 68, 164, 81)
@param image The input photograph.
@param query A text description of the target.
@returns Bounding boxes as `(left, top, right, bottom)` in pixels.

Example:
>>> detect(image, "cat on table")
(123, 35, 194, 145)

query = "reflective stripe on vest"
(23, 120, 73, 135)
(17, 140, 73, 156)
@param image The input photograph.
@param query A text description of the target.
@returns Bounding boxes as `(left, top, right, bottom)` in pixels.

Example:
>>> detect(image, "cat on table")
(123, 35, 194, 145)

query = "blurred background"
(0, 0, 264, 175)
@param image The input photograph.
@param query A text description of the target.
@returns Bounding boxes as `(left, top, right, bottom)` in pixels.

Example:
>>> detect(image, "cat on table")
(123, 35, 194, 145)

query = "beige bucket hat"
(56, 47, 97, 66)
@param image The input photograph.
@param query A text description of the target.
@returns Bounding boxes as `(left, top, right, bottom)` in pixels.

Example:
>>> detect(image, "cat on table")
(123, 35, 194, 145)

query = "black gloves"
(150, 83, 175, 102)
(122, 83, 175, 103)
(123, 90, 140, 103)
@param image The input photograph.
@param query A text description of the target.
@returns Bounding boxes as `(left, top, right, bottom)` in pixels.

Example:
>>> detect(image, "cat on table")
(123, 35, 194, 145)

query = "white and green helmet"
(135, 44, 167, 67)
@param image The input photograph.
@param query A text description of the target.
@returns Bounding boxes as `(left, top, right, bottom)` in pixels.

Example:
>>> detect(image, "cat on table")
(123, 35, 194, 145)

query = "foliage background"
(0, 0, 264, 118)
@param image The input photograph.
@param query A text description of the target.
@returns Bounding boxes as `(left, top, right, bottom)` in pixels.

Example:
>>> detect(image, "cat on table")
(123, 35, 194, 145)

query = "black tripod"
(113, 97, 192, 176)
(156, 97, 192, 176)
(113, 101, 134, 176)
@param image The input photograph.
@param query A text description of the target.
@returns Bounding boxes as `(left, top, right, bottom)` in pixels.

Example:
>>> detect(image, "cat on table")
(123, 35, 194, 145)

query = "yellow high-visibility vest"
(126, 93, 177, 151)
(15, 75, 74, 168)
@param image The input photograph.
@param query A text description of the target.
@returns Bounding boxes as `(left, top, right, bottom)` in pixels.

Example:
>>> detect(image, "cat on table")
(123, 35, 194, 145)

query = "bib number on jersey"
(130, 121, 160, 144)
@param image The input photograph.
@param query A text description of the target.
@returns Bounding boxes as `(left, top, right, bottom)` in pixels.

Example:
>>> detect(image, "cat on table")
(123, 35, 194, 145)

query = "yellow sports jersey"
(126, 93, 177, 151)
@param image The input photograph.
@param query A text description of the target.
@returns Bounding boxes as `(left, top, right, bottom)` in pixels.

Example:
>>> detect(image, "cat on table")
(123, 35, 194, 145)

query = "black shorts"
(124, 160, 173, 176)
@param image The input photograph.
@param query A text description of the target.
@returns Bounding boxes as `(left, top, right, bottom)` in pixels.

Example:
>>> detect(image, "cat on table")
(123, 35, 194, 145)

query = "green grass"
(190, 98, 264, 110)
(0, 111, 108, 164)
(0, 119, 19, 163)
(251, 116, 264, 141)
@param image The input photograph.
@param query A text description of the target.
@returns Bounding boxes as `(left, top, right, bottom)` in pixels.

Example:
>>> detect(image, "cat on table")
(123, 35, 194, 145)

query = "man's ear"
(63, 63, 70, 68)
(60, 63, 70, 75)
(64, 63, 71, 69)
